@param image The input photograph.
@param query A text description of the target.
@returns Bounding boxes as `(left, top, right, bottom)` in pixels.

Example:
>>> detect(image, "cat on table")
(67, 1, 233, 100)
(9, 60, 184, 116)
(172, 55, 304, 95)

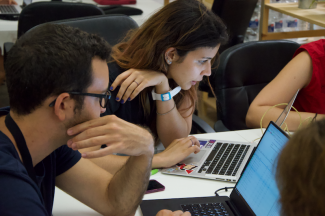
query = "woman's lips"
(191, 81, 197, 85)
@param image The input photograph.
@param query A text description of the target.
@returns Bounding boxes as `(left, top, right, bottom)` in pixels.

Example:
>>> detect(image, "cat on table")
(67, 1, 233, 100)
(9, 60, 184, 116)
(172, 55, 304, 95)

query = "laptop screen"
(235, 123, 289, 215)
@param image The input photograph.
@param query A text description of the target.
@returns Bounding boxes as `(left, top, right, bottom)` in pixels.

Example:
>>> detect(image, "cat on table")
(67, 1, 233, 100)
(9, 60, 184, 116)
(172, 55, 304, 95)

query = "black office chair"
(52, 15, 214, 134)
(211, 40, 300, 131)
(0, 2, 105, 108)
(3, 2, 104, 63)
(198, 0, 259, 105)
(17, 2, 104, 38)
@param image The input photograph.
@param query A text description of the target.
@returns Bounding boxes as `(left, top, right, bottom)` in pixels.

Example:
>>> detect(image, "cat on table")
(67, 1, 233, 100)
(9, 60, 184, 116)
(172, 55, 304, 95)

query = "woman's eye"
(199, 60, 207, 64)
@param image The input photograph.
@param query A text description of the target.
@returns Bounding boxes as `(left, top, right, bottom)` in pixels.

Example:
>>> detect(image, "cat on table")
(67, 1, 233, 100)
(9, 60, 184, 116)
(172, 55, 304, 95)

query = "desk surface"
(266, 2, 325, 28)
(53, 129, 262, 216)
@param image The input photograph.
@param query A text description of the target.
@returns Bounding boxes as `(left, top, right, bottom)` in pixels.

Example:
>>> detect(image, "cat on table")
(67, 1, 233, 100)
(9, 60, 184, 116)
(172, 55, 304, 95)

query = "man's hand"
(154, 136, 200, 168)
(67, 115, 154, 158)
(156, 210, 191, 216)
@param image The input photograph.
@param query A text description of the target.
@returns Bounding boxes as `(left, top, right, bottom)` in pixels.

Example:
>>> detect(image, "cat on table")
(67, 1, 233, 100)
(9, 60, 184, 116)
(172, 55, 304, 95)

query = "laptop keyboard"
(198, 142, 250, 177)
(181, 202, 230, 216)
(0, 5, 18, 14)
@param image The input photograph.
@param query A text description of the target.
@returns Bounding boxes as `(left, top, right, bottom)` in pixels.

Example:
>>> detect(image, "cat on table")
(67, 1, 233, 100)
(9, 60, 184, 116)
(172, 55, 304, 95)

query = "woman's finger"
(189, 145, 201, 154)
(128, 81, 147, 100)
(110, 70, 132, 91)
(121, 81, 140, 103)
(191, 137, 200, 148)
(180, 136, 200, 148)
(116, 73, 140, 102)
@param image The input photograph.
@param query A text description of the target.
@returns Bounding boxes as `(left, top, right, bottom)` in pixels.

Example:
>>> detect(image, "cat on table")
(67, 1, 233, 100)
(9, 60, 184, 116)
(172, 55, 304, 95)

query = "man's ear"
(165, 47, 178, 62)
(53, 93, 74, 121)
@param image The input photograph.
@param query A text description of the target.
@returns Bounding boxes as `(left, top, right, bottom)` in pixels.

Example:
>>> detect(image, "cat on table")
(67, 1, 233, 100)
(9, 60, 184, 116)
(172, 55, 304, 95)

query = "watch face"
(161, 92, 171, 101)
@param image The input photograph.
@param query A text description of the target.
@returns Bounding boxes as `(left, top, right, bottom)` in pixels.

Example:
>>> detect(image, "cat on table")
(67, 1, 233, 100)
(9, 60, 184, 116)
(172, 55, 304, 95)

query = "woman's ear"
(53, 93, 74, 121)
(165, 47, 178, 64)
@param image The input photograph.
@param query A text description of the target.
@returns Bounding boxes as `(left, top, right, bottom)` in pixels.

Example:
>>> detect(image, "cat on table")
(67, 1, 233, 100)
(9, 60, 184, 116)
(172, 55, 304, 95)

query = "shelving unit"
(260, 0, 325, 40)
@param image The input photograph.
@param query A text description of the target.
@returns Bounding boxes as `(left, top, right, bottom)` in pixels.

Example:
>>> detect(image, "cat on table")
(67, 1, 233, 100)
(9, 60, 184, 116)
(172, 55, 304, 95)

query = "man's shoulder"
(0, 137, 48, 215)
(0, 131, 28, 176)
(0, 106, 10, 117)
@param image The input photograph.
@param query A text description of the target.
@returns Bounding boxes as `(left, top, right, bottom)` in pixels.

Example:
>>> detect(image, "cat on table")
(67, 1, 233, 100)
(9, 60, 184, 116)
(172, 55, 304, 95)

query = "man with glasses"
(0, 23, 189, 216)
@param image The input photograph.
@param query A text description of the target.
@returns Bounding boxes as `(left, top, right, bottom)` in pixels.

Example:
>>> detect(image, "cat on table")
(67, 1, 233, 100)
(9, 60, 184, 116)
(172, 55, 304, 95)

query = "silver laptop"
(0, 0, 32, 15)
(161, 89, 299, 182)
(142, 121, 289, 216)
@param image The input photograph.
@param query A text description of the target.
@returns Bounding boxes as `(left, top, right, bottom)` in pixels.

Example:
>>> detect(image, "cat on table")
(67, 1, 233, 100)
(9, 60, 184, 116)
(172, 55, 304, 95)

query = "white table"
(0, 0, 163, 52)
(53, 129, 262, 216)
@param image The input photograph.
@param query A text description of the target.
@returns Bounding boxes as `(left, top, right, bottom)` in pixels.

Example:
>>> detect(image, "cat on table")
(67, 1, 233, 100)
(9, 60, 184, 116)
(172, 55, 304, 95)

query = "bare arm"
(56, 153, 152, 216)
(155, 77, 193, 147)
(58, 115, 155, 215)
(246, 51, 324, 130)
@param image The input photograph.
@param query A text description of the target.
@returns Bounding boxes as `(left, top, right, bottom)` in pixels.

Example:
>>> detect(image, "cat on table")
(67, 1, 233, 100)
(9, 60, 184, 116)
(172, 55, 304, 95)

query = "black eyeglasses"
(49, 90, 111, 108)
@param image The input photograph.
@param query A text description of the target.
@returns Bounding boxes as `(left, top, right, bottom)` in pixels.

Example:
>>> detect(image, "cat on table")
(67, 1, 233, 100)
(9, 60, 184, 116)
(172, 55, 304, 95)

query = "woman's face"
(166, 45, 220, 90)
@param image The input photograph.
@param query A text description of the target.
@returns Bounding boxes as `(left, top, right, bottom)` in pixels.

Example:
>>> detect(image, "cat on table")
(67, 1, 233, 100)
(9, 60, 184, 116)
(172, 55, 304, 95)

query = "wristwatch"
(151, 86, 182, 101)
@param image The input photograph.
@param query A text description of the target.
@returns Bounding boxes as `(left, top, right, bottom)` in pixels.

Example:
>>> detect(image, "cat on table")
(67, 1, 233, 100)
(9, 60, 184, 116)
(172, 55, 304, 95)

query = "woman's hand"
(110, 68, 168, 103)
(153, 136, 201, 168)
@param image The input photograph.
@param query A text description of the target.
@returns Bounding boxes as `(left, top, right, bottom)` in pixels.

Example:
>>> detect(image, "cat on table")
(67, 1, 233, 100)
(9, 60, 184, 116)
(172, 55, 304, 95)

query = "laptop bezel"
(229, 121, 289, 216)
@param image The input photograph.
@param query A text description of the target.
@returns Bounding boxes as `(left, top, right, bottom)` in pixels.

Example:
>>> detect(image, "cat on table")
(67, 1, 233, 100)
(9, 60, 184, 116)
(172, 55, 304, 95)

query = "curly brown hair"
(276, 119, 325, 216)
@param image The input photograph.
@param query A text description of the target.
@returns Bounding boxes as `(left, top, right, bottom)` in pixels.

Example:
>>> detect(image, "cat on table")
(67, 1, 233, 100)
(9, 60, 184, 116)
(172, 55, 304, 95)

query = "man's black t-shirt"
(0, 107, 81, 216)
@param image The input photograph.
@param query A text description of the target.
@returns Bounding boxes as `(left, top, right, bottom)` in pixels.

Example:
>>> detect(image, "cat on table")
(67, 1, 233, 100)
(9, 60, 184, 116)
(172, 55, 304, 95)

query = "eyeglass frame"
(49, 90, 111, 108)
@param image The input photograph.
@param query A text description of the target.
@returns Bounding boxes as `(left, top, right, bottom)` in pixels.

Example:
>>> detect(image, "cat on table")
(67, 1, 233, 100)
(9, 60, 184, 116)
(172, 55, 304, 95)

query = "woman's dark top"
(103, 62, 148, 126)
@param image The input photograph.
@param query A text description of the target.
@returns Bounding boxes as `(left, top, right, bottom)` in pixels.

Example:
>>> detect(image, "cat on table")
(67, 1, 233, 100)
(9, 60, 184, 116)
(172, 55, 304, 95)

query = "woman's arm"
(110, 69, 193, 147)
(155, 77, 193, 147)
(246, 51, 324, 131)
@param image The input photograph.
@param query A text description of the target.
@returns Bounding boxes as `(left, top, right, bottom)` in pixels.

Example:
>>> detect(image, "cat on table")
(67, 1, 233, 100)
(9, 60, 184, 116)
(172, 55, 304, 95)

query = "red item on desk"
(93, 0, 136, 5)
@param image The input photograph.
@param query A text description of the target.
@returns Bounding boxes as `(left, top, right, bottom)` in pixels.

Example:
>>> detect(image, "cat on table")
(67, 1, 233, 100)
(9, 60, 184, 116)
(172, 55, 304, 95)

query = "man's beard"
(64, 107, 93, 139)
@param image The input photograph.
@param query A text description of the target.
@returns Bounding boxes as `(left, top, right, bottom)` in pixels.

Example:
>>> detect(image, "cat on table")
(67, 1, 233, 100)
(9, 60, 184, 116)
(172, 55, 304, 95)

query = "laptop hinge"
(239, 146, 256, 177)
(226, 200, 242, 216)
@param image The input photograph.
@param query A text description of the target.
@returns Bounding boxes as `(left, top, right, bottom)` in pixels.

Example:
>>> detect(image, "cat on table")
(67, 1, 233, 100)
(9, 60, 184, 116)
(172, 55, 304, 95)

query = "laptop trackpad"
(181, 150, 207, 164)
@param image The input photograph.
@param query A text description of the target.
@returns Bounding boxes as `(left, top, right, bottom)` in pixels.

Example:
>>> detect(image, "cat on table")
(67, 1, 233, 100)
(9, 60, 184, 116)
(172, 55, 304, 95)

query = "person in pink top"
(246, 39, 325, 130)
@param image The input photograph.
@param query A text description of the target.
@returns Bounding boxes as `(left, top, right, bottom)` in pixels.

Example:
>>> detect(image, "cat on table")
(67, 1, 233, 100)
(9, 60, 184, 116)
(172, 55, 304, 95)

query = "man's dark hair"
(5, 23, 111, 115)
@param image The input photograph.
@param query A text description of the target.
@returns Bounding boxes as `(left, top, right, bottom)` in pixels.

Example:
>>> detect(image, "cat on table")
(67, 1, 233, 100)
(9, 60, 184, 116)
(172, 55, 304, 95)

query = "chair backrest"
(52, 14, 138, 46)
(212, 0, 258, 53)
(212, 40, 301, 130)
(18, 2, 104, 38)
